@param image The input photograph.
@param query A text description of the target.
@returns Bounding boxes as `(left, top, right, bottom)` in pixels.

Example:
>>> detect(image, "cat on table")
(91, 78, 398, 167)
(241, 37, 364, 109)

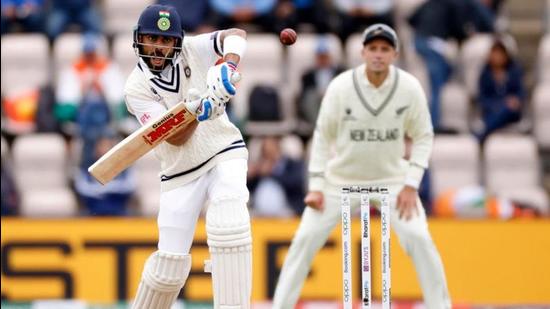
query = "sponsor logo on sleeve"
(139, 113, 151, 124)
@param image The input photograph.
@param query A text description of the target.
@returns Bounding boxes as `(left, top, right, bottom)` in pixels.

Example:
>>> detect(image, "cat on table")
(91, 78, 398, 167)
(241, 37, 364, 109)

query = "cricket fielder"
(124, 5, 251, 309)
(273, 24, 451, 309)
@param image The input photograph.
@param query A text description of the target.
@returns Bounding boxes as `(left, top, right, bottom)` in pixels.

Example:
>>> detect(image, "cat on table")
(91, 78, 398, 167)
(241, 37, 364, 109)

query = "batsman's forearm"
(220, 28, 246, 65)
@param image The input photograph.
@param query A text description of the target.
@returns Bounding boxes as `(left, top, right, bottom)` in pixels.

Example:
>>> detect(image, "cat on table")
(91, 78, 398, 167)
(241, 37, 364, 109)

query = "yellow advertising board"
(1, 218, 550, 305)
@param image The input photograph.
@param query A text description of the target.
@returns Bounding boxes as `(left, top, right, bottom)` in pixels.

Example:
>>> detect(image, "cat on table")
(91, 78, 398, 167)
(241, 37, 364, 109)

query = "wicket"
(341, 186, 391, 309)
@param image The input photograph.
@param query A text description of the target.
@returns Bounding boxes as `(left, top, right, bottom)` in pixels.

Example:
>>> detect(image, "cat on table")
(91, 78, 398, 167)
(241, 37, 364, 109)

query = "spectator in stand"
(248, 136, 306, 216)
(273, 0, 330, 33)
(1, 0, 45, 34)
(409, 0, 495, 131)
(332, 0, 395, 43)
(297, 38, 345, 137)
(475, 37, 524, 143)
(482, 0, 506, 14)
(156, 0, 213, 33)
(483, 0, 511, 32)
(208, 0, 277, 32)
(74, 130, 136, 216)
(478, 0, 506, 30)
(55, 34, 124, 159)
(433, 185, 543, 219)
(46, 0, 101, 41)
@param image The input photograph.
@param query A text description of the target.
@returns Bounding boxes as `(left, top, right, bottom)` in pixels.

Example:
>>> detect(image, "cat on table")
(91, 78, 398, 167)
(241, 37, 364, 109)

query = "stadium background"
(1, 0, 550, 308)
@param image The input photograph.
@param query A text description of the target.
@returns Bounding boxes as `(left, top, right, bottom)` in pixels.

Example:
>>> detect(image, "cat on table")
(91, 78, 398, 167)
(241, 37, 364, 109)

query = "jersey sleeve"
(403, 76, 434, 189)
(185, 31, 223, 69)
(308, 78, 340, 191)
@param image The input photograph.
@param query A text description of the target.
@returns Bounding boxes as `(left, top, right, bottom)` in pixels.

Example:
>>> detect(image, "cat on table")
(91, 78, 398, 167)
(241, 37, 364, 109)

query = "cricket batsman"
(124, 4, 251, 309)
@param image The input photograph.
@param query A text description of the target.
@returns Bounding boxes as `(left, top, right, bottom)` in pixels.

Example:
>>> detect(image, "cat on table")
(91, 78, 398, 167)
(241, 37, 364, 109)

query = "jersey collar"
(359, 64, 395, 91)
(352, 64, 400, 116)
(138, 54, 181, 81)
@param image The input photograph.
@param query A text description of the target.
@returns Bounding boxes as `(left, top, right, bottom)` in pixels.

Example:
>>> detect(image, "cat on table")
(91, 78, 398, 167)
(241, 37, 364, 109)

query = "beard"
(149, 50, 165, 70)
(147, 49, 174, 71)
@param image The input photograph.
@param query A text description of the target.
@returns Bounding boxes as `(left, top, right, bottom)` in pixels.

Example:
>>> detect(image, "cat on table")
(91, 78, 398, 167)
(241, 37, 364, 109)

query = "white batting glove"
(206, 62, 240, 104)
(185, 88, 226, 122)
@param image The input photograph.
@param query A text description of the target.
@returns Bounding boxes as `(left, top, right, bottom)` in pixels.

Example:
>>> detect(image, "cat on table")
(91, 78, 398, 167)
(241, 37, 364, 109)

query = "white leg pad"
(206, 199, 252, 309)
(132, 251, 191, 309)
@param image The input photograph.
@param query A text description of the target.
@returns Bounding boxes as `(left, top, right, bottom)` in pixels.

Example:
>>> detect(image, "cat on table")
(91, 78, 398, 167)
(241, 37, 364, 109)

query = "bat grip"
(230, 72, 241, 84)
(187, 88, 201, 101)
(187, 73, 240, 102)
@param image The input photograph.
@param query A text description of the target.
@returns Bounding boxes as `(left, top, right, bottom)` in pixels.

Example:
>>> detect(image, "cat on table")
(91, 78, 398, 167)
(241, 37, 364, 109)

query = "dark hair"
(489, 38, 513, 68)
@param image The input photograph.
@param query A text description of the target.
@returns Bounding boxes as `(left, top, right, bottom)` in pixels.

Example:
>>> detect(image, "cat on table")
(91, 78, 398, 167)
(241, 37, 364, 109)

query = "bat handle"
(230, 72, 241, 84)
(187, 73, 240, 102)
(187, 88, 201, 101)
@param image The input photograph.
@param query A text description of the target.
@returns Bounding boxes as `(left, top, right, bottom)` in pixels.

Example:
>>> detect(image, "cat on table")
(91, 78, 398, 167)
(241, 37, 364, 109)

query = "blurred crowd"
(1, 0, 549, 219)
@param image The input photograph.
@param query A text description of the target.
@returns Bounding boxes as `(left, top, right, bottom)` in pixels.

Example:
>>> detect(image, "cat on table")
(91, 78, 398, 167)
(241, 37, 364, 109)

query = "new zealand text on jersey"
(350, 128, 400, 142)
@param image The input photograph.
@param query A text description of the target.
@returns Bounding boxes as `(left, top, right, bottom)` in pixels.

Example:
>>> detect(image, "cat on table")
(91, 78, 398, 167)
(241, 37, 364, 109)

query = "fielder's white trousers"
(272, 183, 451, 309)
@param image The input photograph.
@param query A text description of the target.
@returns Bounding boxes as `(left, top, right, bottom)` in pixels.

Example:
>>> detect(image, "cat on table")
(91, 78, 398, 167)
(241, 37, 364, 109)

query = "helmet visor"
(135, 35, 182, 72)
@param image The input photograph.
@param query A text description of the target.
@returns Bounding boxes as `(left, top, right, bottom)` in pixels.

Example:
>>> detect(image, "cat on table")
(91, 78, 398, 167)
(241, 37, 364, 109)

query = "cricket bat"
(89, 74, 241, 185)
(88, 101, 196, 184)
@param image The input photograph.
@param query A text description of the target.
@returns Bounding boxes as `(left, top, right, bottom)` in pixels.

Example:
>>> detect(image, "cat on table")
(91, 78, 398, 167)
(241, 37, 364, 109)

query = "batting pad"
(206, 199, 252, 309)
(132, 251, 191, 309)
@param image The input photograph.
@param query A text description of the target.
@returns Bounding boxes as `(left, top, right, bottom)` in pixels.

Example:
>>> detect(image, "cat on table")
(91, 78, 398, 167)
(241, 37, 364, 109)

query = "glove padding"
(185, 88, 225, 122)
(206, 62, 239, 104)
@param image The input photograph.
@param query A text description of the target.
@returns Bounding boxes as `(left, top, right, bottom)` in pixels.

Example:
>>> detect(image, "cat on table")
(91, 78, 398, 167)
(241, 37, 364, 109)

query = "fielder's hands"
(304, 191, 324, 211)
(396, 185, 420, 221)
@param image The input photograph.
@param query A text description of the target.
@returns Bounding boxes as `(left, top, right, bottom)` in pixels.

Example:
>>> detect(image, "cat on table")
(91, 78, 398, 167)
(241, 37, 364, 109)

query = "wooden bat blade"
(88, 102, 196, 184)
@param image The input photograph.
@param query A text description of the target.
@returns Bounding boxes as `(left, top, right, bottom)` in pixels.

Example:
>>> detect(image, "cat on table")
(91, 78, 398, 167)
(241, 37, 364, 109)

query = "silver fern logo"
(395, 105, 409, 117)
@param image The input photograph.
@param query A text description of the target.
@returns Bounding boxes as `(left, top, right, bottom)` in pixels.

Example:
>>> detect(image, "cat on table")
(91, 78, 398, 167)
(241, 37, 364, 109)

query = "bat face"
(88, 102, 195, 184)
(143, 109, 188, 145)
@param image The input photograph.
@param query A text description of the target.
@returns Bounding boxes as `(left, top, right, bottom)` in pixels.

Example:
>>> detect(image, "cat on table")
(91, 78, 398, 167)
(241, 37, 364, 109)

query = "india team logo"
(157, 10, 171, 31)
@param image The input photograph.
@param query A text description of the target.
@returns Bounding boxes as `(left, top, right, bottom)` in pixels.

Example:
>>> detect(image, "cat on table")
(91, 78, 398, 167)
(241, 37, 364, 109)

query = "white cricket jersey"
(124, 32, 247, 191)
(308, 64, 433, 194)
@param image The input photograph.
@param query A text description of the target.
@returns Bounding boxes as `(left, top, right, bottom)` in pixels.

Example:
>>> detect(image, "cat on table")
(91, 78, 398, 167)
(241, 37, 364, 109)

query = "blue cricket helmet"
(135, 4, 183, 40)
(133, 4, 184, 71)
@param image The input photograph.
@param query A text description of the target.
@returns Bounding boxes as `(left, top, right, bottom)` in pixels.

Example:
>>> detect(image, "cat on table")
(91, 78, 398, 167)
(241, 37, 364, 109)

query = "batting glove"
(205, 62, 240, 104)
(185, 88, 226, 122)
